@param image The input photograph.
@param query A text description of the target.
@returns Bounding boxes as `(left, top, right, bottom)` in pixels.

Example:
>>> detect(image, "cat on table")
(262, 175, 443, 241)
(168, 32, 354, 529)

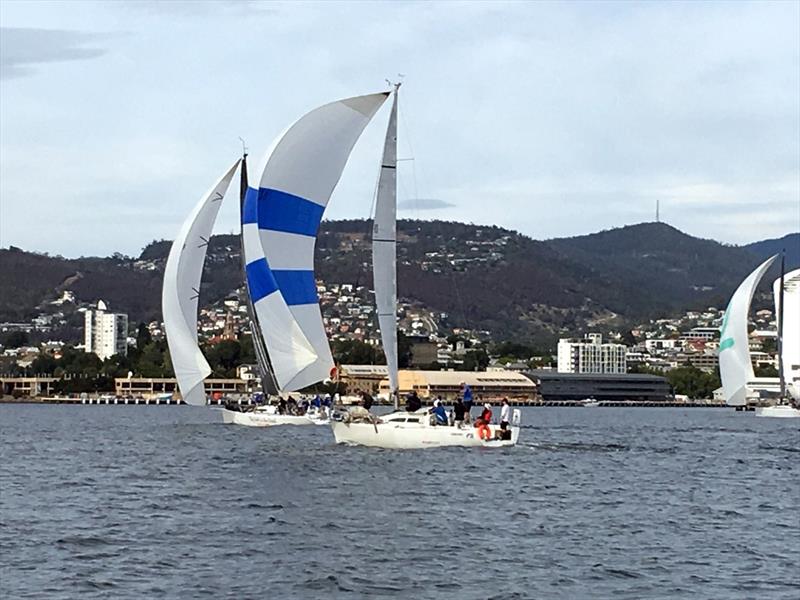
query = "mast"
(239, 150, 279, 396)
(777, 250, 786, 404)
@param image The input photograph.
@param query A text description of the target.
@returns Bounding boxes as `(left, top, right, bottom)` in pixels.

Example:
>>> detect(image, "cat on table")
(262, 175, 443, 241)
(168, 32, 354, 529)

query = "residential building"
(557, 334, 627, 374)
(84, 300, 128, 360)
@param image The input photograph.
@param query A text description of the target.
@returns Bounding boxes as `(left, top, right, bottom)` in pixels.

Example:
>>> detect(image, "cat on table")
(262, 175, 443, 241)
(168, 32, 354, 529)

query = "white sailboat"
(719, 254, 800, 417)
(755, 258, 800, 418)
(330, 86, 522, 448)
(221, 91, 390, 426)
(163, 93, 390, 426)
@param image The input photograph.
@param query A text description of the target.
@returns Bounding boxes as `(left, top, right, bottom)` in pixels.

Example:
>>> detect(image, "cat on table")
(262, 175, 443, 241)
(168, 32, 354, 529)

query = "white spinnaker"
(774, 268, 800, 401)
(253, 92, 390, 391)
(162, 161, 240, 405)
(372, 89, 399, 394)
(719, 254, 778, 406)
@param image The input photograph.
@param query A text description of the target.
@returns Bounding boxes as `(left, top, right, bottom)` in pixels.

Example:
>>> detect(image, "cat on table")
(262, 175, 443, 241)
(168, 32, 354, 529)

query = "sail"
(246, 92, 390, 391)
(373, 89, 399, 395)
(719, 255, 778, 405)
(774, 268, 800, 401)
(162, 161, 240, 405)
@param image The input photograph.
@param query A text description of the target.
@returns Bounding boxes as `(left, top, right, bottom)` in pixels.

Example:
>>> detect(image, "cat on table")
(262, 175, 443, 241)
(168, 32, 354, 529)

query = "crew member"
(453, 396, 466, 427)
(474, 402, 493, 441)
(461, 382, 474, 422)
(499, 398, 510, 428)
(431, 399, 448, 425)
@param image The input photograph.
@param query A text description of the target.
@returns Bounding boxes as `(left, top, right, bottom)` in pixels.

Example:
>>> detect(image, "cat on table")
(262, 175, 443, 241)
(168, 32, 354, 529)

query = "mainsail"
(719, 254, 778, 406)
(162, 161, 240, 405)
(372, 87, 399, 397)
(244, 92, 390, 391)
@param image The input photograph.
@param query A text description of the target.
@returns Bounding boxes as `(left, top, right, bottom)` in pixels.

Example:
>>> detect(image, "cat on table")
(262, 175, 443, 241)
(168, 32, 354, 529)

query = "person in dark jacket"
(453, 396, 466, 427)
(405, 390, 422, 412)
(360, 391, 374, 411)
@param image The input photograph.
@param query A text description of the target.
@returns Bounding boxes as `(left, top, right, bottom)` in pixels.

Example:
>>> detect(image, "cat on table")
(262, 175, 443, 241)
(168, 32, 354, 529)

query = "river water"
(0, 405, 797, 599)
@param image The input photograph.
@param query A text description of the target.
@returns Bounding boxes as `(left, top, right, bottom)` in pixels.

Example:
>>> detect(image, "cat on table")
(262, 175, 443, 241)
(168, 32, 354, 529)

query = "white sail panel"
(719, 255, 778, 405)
(162, 161, 240, 405)
(774, 268, 800, 401)
(250, 92, 390, 390)
(373, 90, 399, 394)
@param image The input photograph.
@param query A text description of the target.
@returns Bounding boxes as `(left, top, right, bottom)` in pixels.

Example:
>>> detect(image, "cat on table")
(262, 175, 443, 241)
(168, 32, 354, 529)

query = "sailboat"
(755, 255, 800, 418)
(163, 92, 391, 426)
(719, 253, 800, 417)
(330, 85, 522, 448)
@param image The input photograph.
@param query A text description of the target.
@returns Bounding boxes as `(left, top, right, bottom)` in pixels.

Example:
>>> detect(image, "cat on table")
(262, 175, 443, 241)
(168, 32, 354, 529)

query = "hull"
(754, 405, 800, 418)
(331, 410, 521, 449)
(221, 408, 329, 427)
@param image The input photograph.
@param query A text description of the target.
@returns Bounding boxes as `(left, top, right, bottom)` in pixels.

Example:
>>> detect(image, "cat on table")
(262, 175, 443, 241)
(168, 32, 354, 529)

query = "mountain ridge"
(1, 220, 795, 343)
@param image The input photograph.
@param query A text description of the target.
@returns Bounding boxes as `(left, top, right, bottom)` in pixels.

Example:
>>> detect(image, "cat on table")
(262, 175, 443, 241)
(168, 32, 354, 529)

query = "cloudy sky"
(1, 0, 798, 257)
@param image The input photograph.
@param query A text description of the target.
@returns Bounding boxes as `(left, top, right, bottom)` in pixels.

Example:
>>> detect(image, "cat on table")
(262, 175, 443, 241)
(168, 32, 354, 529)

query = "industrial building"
(524, 370, 672, 402)
(114, 378, 247, 399)
(377, 369, 537, 402)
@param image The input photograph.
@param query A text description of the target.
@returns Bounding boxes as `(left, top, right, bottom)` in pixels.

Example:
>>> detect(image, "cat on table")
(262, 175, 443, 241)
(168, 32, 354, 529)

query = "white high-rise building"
(84, 300, 128, 360)
(557, 333, 627, 374)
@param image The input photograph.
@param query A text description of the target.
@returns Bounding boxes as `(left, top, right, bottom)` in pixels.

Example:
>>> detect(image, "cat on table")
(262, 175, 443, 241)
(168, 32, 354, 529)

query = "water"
(1, 405, 797, 599)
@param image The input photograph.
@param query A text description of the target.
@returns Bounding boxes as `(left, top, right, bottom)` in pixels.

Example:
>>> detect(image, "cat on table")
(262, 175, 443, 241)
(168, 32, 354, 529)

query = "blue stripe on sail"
(246, 258, 279, 303)
(242, 187, 259, 225)
(256, 188, 324, 237)
(273, 270, 318, 305)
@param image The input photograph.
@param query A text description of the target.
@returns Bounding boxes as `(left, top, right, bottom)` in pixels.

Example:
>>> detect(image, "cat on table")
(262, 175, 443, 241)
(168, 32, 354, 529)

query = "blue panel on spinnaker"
(242, 187, 259, 225)
(257, 188, 324, 237)
(272, 270, 318, 305)
(246, 258, 279, 303)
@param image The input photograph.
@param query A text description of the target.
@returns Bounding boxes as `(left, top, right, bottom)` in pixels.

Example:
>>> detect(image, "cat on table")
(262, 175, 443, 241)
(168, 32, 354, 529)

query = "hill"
(0, 221, 781, 342)
(743, 232, 800, 269)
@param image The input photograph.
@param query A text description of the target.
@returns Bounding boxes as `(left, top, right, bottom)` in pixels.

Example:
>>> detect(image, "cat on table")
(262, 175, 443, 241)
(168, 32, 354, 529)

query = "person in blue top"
(312, 395, 321, 408)
(461, 382, 473, 422)
(431, 399, 448, 425)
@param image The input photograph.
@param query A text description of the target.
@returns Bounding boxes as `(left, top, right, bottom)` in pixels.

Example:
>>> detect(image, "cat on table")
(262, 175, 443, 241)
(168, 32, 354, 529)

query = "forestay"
(245, 92, 390, 391)
(373, 88, 399, 395)
(719, 254, 778, 406)
(162, 161, 240, 405)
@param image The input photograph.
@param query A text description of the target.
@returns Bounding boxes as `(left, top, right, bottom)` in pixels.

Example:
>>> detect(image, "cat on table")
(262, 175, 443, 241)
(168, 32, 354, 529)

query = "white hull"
(331, 410, 521, 449)
(754, 405, 800, 418)
(221, 407, 329, 427)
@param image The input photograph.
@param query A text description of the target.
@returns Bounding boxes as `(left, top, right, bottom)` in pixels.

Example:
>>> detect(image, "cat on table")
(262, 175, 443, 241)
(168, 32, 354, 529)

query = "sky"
(0, 0, 798, 258)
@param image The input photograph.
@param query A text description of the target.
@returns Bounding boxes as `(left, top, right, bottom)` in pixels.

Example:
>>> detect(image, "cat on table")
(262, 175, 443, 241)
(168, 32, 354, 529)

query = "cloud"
(0, 28, 107, 80)
(398, 198, 455, 211)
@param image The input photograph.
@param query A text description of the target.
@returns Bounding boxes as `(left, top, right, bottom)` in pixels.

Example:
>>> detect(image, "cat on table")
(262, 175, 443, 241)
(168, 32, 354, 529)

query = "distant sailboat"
(756, 255, 800, 418)
(330, 85, 522, 448)
(719, 253, 800, 417)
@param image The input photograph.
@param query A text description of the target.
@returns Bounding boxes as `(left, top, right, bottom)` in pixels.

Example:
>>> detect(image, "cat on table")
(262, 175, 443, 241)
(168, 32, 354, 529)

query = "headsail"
(774, 268, 800, 401)
(246, 92, 390, 391)
(162, 161, 240, 405)
(719, 254, 778, 405)
(373, 87, 399, 397)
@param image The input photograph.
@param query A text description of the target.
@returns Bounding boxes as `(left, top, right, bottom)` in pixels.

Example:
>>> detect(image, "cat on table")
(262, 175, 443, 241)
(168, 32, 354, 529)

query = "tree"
(397, 331, 412, 368)
(460, 349, 489, 371)
(30, 353, 58, 375)
(135, 323, 152, 351)
(754, 364, 778, 377)
(331, 339, 384, 365)
(1, 330, 29, 348)
(203, 340, 242, 377)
